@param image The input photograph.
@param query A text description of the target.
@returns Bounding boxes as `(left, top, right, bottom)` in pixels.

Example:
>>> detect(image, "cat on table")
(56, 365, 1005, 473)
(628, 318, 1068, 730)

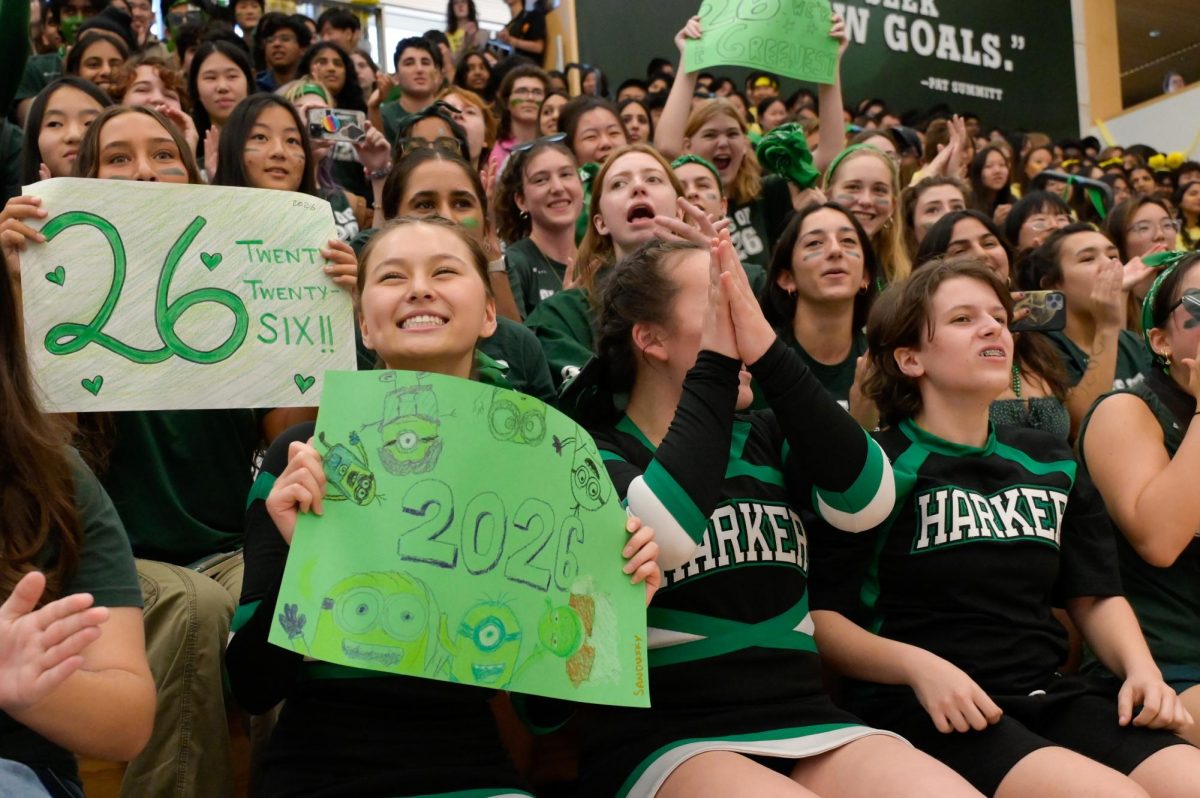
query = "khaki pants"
(121, 555, 244, 798)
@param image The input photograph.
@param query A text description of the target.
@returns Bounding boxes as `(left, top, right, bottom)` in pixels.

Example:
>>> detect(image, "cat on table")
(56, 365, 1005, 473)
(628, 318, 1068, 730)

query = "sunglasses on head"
(512, 131, 567, 156)
(397, 136, 465, 158)
(1168, 289, 1200, 329)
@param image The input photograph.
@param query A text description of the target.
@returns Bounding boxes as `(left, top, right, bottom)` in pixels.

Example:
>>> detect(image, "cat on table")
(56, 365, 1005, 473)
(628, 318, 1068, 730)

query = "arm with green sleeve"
(601, 351, 741, 569)
(750, 337, 895, 531)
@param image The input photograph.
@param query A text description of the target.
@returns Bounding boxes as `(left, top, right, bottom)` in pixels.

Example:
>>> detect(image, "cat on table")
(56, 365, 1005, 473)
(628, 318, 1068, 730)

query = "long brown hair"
(1, 255, 81, 603)
(827, 145, 912, 284)
(575, 143, 684, 297)
(491, 138, 577, 244)
(74, 105, 203, 184)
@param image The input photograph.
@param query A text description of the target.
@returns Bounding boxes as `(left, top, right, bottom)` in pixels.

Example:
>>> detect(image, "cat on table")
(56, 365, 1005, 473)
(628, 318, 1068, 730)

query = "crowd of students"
(1, 0, 1200, 796)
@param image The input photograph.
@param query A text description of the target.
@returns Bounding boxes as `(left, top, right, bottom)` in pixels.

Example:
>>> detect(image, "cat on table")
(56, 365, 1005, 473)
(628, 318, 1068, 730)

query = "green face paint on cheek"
(160, 167, 187, 176)
(460, 216, 480, 229)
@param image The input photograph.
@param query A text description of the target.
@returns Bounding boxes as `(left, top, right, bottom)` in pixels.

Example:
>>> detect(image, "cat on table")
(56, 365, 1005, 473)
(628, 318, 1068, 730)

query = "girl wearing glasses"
(1106, 196, 1178, 332)
(486, 64, 550, 176)
(492, 135, 582, 318)
(1078, 251, 1200, 748)
(1003, 191, 1073, 255)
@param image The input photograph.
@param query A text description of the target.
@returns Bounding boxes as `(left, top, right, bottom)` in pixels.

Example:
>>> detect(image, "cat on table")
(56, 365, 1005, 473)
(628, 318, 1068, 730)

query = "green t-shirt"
(0, 448, 141, 786)
(325, 188, 359, 243)
(352, 316, 556, 406)
(750, 328, 865, 411)
(1045, 329, 1151, 391)
(479, 316, 557, 406)
(727, 175, 793, 274)
(524, 286, 594, 390)
(781, 327, 866, 406)
(100, 410, 262, 565)
(16, 52, 61, 103)
(505, 237, 566, 319)
(1, 120, 23, 204)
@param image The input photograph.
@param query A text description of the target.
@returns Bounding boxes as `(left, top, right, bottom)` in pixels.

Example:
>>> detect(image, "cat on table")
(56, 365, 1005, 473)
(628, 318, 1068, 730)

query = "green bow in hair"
(574, 161, 602, 244)
(1061, 174, 1109, 221)
(757, 124, 821, 190)
(1141, 251, 1194, 362)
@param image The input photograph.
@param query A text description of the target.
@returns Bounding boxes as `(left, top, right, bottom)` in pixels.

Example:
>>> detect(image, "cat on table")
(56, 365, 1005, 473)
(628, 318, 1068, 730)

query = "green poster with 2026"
(271, 370, 651, 707)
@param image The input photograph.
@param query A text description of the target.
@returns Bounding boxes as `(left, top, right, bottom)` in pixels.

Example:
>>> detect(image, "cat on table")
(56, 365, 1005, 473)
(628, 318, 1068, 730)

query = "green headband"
(295, 82, 331, 102)
(671, 154, 724, 194)
(755, 123, 820, 190)
(1140, 250, 1193, 360)
(824, 142, 896, 186)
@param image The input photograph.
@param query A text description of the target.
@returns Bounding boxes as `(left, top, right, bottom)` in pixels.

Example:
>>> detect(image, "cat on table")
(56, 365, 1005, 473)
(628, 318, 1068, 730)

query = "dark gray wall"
(576, 0, 1078, 136)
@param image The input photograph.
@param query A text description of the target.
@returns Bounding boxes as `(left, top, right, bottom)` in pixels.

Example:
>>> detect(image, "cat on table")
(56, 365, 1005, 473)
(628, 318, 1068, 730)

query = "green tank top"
(1078, 370, 1200, 670)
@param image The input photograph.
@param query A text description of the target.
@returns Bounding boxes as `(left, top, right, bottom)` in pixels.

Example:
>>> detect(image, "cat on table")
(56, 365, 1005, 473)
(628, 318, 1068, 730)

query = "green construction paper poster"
(685, 0, 838, 85)
(271, 369, 651, 707)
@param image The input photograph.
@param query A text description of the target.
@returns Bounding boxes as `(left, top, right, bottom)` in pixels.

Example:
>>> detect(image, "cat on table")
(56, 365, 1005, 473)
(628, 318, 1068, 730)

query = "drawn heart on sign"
(45, 266, 66, 285)
(201, 252, 223, 270)
(294, 373, 315, 394)
(81, 375, 104, 396)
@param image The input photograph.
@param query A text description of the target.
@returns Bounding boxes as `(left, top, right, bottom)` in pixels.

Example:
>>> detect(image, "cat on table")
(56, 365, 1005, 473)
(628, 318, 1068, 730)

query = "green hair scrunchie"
(670, 154, 724, 194)
(756, 123, 821, 190)
(1140, 250, 1193, 361)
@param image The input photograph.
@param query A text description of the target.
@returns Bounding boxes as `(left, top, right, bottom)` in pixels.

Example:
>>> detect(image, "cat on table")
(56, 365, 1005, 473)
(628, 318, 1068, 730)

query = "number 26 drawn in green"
(42, 211, 249, 365)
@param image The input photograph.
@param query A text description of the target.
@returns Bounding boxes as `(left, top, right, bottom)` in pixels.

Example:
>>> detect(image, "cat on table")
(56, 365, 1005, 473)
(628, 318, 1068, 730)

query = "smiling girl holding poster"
(227, 216, 661, 797)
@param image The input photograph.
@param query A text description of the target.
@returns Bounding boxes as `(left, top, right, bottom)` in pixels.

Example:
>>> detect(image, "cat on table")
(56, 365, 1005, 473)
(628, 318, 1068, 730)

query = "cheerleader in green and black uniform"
(571, 237, 978, 798)
(809, 257, 1200, 797)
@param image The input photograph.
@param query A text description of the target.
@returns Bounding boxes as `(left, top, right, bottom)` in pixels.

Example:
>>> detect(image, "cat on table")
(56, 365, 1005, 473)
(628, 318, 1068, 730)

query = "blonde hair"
(684, 98, 762, 208)
(827, 145, 912, 284)
(276, 80, 332, 106)
(576, 143, 685, 297)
